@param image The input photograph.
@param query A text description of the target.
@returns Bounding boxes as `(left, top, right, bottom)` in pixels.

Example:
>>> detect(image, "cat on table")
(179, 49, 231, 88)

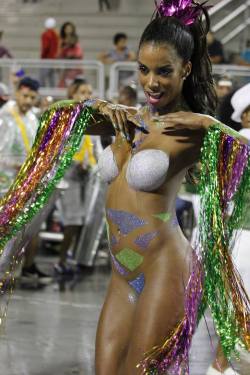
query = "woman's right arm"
(53, 99, 142, 139)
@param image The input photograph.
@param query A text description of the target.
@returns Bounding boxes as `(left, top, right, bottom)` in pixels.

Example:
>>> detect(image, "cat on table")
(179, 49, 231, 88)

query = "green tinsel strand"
(229, 157, 250, 234)
(198, 125, 221, 320)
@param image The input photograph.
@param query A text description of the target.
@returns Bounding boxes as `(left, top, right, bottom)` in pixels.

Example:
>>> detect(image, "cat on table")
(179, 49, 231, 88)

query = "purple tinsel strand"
(39, 109, 61, 152)
(57, 104, 82, 156)
(222, 136, 249, 206)
(221, 136, 234, 210)
(227, 146, 249, 200)
(146, 253, 203, 374)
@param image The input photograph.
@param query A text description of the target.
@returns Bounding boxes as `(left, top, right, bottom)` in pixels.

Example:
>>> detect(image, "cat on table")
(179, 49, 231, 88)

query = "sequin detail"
(110, 253, 129, 276)
(111, 234, 118, 247)
(153, 212, 171, 222)
(128, 293, 137, 304)
(134, 231, 158, 249)
(115, 248, 144, 271)
(132, 120, 148, 151)
(129, 273, 145, 294)
(107, 209, 147, 235)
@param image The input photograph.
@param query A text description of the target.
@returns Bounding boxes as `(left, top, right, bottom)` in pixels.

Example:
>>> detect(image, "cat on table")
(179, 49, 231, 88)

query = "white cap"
(217, 79, 232, 87)
(44, 18, 56, 29)
(231, 83, 250, 123)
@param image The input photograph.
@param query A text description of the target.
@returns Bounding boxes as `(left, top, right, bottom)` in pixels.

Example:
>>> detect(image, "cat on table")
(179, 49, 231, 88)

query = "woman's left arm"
(156, 111, 248, 144)
(158, 114, 250, 360)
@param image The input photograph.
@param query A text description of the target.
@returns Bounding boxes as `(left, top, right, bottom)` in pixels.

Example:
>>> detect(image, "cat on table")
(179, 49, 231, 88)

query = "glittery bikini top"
(98, 145, 169, 192)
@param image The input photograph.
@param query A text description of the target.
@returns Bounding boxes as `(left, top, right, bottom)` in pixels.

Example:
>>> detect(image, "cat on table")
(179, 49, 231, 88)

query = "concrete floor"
(0, 263, 249, 375)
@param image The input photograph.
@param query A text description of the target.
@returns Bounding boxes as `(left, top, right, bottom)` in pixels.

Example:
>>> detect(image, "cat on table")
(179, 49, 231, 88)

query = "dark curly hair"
(139, 5, 217, 115)
(60, 22, 77, 40)
(18, 77, 40, 92)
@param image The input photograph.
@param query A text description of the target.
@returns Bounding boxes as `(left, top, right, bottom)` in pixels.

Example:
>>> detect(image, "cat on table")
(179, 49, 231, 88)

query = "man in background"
(207, 31, 225, 64)
(118, 85, 138, 107)
(40, 18, 59, 87)
(99, 0, 111, 12)
(0, 77, 52, 287)
(54, 78, 100, 275)
(98, 32, 136, 85)
(0, 83, 9, 108)
(0, 31, 13, 81)
(0, 31, 12, 59)
(98, 32, 135, 64)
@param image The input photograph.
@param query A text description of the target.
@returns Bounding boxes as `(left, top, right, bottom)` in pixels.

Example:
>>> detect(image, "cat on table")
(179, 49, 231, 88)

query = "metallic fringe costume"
(0, 101, 249, 374)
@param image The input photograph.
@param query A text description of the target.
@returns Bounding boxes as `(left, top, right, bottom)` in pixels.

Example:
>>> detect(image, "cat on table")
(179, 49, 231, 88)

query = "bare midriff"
(106, 166, 192, 296)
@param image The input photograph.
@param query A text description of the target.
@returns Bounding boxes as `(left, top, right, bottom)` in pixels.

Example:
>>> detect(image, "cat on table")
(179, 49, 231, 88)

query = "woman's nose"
(147, 73, 160, 91)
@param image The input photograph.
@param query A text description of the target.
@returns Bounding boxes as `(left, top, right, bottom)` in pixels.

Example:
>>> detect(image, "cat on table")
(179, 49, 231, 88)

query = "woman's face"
(64, 24, 75, 36)
(73, 84, 93, 101)
(138, 42, 191, 112)
(242, 106, 250, 129)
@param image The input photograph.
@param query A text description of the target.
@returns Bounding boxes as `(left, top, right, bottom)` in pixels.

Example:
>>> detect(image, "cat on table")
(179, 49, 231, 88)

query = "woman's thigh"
(95, 272, 137, 375)
(123, 256, 189, 374)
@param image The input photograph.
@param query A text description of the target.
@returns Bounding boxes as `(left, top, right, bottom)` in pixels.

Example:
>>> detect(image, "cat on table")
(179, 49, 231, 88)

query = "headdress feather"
(155, 0, 211, 25)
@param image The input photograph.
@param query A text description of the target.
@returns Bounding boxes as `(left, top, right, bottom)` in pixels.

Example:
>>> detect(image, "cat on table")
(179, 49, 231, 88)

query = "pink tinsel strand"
(155, 0, 211, 25)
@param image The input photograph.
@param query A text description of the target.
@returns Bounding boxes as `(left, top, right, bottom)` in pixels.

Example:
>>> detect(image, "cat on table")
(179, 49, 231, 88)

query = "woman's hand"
(98, 102, 148, 141)
(153, 111, 217, 131)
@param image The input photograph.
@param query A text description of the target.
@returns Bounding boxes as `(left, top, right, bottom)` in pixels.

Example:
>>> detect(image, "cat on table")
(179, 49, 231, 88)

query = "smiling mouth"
(145, 92, 164, 105)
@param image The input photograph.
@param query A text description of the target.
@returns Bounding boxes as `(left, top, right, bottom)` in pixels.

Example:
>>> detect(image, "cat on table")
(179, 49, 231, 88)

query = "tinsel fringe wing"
(0, 100, 94, 320)
(198, 124, 250, 357)
(137, 253, 204, 375)
(138, 124, 250, 374)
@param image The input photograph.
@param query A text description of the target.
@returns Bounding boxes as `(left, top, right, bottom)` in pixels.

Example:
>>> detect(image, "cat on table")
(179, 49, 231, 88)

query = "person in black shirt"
(207, 31, 225, 64)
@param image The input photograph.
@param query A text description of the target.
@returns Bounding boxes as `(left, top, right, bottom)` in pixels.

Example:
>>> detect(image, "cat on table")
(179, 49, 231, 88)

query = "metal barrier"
(108, 61, 139, 101)
(0, 59, 105, 99)
(1, 59, 250, 102)
(108, 61, 250, 101)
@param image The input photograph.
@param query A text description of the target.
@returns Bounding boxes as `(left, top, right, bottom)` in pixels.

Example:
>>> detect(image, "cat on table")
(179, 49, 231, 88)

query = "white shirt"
(0, 101, 38, 192)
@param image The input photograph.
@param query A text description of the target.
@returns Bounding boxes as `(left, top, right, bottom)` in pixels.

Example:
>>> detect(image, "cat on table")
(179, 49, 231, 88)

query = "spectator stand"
(0, 58, 105, 99)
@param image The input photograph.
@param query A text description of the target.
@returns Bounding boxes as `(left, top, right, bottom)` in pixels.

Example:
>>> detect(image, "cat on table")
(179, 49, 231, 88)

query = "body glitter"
(107, 209, 148, 235)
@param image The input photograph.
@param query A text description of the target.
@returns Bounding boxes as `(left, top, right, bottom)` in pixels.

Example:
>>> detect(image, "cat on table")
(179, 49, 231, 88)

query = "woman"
(95, 8, 211, 374)
(59, 22, 78, 50)
(55, 78, 99, 275)
(0, 1, 249, 374)
(58, 22, 83, 87)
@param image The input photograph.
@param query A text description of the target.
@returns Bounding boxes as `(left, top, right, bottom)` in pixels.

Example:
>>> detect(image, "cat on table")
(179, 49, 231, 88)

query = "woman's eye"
(158, 68, 172, 76)
(139, 65, 148, 74)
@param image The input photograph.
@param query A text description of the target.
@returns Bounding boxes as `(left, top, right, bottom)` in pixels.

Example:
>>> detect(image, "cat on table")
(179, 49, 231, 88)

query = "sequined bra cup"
(98, 145, 170, 192)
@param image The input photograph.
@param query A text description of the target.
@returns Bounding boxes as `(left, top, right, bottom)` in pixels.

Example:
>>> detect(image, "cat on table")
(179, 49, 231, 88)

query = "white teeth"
(149, 93, 162, 99)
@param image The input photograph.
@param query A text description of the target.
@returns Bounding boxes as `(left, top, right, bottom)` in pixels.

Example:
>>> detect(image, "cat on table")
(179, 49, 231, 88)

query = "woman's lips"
(145, 92, 164, 105)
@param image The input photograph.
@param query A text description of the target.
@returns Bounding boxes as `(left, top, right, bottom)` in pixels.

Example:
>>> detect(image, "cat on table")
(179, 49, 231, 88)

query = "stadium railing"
(0, 59, 105, 99)
(108, 61, 250, 101)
